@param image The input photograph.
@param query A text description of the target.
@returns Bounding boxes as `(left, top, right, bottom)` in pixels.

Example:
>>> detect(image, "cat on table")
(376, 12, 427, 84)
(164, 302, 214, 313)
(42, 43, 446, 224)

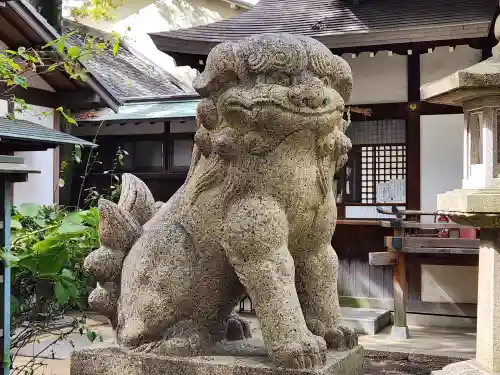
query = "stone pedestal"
(70, 340, 364, 375)
(433, 360, 500, 375)
(430, 189, 500, 375)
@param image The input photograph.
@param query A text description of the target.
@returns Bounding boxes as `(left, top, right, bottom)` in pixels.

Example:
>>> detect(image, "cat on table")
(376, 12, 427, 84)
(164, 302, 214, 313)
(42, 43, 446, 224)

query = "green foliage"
(6, 203, 99, 318)
(1, 27, 122, 127)
(70, 0, 124, 21)
(4, 203, 102, 373)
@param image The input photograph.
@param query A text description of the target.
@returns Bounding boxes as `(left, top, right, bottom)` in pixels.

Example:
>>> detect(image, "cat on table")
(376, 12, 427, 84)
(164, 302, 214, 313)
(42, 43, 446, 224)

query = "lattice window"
(341, 119, 407, 204)
(360, 144, 406, 203)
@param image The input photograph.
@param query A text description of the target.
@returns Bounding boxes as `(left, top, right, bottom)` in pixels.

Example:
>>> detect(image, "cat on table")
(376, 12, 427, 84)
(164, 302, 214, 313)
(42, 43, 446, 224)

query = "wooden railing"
(369, 207, 479, 338)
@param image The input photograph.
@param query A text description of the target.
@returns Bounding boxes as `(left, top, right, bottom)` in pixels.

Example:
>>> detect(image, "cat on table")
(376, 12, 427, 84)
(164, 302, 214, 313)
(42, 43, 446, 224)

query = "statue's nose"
(288, 79, 328, 109)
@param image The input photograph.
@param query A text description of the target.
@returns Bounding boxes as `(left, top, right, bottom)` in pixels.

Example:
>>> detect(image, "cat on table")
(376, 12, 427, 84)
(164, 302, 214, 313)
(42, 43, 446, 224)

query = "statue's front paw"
(225, 313, 252, 341)
(307, 319, 358, 350)
(270, 333, 327, 369)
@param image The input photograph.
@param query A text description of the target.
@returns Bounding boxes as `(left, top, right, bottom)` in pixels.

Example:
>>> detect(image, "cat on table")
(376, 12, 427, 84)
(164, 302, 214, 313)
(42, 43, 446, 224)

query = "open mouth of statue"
(224, 97, 341, 117)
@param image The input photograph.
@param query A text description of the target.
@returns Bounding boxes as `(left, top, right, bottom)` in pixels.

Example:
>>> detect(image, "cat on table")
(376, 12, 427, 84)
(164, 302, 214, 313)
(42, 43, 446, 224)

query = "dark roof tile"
(0, 117, 95, 147)
(150, 0, 497, 54)
(64, 25, 190, 100)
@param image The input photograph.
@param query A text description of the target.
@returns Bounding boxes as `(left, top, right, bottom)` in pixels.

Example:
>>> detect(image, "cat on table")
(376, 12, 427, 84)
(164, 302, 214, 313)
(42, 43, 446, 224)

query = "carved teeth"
(118, 173, 156, 226)
(98, 199, 142, 253)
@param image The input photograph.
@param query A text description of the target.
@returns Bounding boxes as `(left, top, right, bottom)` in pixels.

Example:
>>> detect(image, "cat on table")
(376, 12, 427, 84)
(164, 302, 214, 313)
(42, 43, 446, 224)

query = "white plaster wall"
(170, 119, 196, 133)
(420, 45, 482, 86)
(345, 205, 406, 219)
(0, 39, 55, 92)
(13, 105, 55, 207)
(421, 265, 478, 304)
(0, 100, 8, 116)
(420, 114, 464, 223)
(341, 51, 407, 105)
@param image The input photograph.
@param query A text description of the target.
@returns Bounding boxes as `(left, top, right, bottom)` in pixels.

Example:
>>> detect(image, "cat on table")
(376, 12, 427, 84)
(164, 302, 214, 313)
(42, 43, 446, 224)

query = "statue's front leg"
(295, 243, 358, 350)
(222, 197, 326, 369)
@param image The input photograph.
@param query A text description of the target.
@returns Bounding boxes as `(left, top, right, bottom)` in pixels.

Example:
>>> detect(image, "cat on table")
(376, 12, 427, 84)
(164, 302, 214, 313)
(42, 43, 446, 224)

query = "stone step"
(341, 306, 391, 335)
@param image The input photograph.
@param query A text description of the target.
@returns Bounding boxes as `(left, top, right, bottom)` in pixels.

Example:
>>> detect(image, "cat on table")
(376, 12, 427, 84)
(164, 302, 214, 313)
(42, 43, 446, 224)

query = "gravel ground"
(363, 351, 463, 375)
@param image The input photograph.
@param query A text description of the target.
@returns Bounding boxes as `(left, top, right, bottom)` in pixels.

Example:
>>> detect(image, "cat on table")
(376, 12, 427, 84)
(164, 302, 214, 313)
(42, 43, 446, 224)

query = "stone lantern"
(420, 15, 500, 375)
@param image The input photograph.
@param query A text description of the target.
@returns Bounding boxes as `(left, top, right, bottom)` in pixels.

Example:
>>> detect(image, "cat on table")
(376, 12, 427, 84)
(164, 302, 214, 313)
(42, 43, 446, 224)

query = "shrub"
(1, 203, 100, 371)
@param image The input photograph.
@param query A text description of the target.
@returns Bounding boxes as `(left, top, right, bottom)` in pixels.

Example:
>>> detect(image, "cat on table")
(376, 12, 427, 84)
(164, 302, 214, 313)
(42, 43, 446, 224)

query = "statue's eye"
(321, 76, 332, 86)
(267, 73, 291, 86)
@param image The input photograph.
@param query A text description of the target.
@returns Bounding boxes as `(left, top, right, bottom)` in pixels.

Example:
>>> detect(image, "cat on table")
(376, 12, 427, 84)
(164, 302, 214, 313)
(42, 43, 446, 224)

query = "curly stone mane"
(188, 33, 352, 207)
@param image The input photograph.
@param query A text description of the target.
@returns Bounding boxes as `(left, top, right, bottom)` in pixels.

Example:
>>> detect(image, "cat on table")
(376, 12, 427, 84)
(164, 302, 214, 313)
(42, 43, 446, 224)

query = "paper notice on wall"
(376, 179, 406, 203)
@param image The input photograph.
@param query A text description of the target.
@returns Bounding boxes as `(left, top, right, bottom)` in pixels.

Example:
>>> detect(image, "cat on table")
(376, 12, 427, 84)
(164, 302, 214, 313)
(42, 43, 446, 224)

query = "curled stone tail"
(84, 174, 158, 327)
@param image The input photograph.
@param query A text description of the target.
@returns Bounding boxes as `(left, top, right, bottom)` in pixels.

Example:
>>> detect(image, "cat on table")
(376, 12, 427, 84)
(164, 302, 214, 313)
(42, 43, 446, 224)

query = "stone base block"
(437, 189, 500, 227)
(432, 360, 500, 375)
(390, 325, 410, 340)
(71, 340, 364, 375)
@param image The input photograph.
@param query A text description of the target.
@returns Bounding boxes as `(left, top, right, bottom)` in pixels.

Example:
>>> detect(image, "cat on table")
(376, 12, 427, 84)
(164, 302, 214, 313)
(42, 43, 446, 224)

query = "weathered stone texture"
(81, 32, 357, 370)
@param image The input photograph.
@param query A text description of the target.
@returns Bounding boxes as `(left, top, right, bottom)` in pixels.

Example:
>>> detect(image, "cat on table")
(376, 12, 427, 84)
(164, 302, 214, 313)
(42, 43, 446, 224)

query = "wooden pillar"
(390, 226, 410, 339)
(406, 53, 421, 212)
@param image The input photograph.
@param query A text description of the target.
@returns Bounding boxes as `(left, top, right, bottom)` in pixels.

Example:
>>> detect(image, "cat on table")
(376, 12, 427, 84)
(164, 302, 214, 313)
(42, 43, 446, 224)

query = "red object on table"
(459, 227, 477, 239)
(437, 215, 450, 238)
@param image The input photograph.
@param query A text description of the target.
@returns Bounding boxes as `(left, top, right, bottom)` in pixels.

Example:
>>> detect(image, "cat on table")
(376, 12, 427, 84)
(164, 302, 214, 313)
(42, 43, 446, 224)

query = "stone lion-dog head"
(190, 33, 353, 203)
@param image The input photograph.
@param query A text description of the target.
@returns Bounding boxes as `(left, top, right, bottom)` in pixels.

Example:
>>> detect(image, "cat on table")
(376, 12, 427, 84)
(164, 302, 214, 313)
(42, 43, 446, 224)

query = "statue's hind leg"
(117, 221, 248, 356)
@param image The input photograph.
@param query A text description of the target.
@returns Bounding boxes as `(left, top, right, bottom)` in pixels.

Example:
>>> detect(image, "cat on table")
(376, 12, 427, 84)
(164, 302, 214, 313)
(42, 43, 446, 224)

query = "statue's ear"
(331, 55, 353, 103)
(193, 42, 239, 97)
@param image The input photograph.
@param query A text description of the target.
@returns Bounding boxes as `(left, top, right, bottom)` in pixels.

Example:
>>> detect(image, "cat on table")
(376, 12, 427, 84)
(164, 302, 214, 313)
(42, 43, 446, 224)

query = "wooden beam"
(380, 221, 476, 229)
(419, 102, 463, 115)
(57, 89, 108, 111)
(401, 247, 478, 255)
(406, 53, 421, 212)
(339, 296, 477, 318)
(369, 252, 398, 266)
(406, 237, 480, 249)
(0, 82, 59, 108)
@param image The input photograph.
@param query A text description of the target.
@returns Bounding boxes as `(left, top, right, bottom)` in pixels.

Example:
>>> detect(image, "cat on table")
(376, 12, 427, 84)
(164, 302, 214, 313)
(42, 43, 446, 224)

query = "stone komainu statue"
(84, 33, 355, 369)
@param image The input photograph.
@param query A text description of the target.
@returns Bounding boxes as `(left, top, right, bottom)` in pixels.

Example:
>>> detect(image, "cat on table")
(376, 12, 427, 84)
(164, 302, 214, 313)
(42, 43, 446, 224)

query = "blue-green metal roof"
(0, 117, 95, 147)
(76, 99, 200, 123)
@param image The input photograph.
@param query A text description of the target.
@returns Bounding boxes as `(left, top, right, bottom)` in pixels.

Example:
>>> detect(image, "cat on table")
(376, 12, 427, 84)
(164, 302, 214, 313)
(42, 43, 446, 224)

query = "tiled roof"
(75, 98, 200, 123)
(3, 1, 121, 111)
(64, 24, 190, 100)
(150, 0, 497, 55)
(0, 117, 95, 147)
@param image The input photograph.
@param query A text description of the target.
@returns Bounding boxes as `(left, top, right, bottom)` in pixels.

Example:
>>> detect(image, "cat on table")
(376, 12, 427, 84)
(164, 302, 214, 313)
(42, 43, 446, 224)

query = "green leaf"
(42, 38, 59, 49)
(4, 49, 17, 55)
(61, 268, 75, 280)
(67, 45, 82, 59)
(56, 107, 77, 126)
(13, 75, 28, 88)
(58, 222, 87, 234)
(73, 144, 82, 163)
(55, 280, 70, 305)
(113, 41, 119, 56)
(33, 237, 59, 253)
(0, 251, 20, 264)
(56, 38, 65, 53)
(86, 330, 97, 343)
(58, 178, 65, 188)
(47, 64, 58, 72)
(18, 203, 41, 217)
(34, 218, 47, 227)
(11, 219, 22, 230)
